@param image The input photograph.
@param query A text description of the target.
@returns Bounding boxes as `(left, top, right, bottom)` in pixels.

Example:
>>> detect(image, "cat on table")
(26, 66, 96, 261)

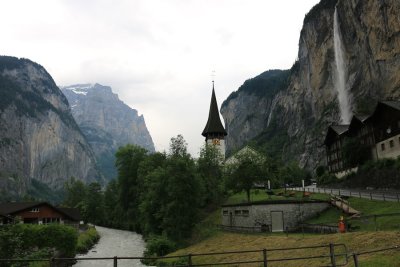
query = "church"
(202, 82, 227, 159)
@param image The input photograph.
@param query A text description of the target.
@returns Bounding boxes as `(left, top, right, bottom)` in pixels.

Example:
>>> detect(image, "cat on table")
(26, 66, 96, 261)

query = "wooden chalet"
(0, 202, 81, 226)
(324, 101, 400, 176)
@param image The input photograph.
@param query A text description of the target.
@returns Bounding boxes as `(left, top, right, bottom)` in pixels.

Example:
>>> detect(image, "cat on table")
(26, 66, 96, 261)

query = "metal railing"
(1, 243, 399, 266)
(0, 243, 348, 267)
(289, 187, 400, 202)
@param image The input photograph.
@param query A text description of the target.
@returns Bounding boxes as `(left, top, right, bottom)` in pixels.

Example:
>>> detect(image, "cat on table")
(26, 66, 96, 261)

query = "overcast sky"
(1, 0, 320, 156)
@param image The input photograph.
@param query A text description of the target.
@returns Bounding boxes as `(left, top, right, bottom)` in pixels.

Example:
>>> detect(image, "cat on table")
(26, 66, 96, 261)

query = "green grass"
(224, 189, 330, 204)
(157, 190, 400, 266)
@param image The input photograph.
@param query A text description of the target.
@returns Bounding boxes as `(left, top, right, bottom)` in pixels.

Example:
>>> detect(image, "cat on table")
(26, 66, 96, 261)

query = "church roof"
(202, 85, 227, 137)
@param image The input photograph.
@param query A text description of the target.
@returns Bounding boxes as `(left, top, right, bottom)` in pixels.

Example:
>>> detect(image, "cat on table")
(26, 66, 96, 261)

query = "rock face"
(61, 84, 155, 180)
(0, 56, 102, 193)
(221, 0, 400, 169)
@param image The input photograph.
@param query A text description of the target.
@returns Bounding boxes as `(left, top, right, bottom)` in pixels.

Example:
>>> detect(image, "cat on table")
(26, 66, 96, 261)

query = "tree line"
(63, 134, 311, 254)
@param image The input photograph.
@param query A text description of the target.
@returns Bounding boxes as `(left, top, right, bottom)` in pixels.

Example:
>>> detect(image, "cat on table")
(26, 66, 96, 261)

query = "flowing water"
(333, 7, 352, 124)
(75, 226, 148, 267)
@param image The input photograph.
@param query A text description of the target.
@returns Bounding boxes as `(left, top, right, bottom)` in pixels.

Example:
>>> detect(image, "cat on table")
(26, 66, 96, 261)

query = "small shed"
(221, 200, 329, 232)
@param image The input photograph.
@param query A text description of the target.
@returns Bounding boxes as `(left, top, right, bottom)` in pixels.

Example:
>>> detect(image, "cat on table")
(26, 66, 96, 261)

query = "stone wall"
(221, 200, 330, 232)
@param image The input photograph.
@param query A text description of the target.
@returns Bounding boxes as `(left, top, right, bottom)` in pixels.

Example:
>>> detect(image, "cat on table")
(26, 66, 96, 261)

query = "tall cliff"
(61, 84, 155, 180)
(0, 56, 102, 195)
(221, 0, 400, 169)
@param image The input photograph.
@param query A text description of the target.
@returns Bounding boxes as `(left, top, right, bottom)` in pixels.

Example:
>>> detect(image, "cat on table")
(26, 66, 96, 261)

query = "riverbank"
(76, 226, 100, 254)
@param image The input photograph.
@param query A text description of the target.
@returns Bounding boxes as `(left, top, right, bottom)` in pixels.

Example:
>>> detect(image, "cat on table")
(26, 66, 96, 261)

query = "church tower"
(202, 82, 227, 159)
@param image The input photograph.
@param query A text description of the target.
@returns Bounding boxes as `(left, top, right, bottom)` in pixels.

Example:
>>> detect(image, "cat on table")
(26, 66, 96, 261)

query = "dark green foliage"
(225, 149, 268, 202)
(279, 162, 312, 186)
(342, 137, 371, 167)
(64, 177, 87, 209)
(103, 179, 124, 228)
(316, 172, 337, 185)
(83, 182, 105, 225)
(144, 235, 176, 257)
(116, 144, 147, 211)
(222, 69, 290, 107)
(0, 224, 78, 262)
(303, 0, 337, 24)
(339, 158, 400, 189)
(197, 144, 224, 206)
(315, 165, 327, 177)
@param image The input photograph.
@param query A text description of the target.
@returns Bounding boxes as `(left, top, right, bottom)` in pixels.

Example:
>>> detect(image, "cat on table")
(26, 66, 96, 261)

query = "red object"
(338, 220, 346, 233)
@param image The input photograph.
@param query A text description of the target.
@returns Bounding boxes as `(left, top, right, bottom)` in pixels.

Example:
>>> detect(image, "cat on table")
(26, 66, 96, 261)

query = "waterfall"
(333, 7, 352, 124)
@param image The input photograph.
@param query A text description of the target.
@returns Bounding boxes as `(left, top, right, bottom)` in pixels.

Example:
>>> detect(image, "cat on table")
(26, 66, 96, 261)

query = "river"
(75, 226, 148, 267)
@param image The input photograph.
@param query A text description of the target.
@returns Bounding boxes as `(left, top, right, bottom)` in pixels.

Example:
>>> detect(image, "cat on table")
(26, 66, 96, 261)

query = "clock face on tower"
(212, 138, 220, 145)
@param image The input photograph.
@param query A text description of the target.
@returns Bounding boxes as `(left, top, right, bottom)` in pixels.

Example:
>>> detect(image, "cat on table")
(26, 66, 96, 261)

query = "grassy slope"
(165, 190, 400, 267)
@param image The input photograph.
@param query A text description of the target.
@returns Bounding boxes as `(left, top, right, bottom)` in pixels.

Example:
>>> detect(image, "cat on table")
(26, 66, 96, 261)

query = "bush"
(316, 172, 337, 185)
(144, 235, 176, 257)
(76, 226, 100, 254)
(9, 224, 78, 257)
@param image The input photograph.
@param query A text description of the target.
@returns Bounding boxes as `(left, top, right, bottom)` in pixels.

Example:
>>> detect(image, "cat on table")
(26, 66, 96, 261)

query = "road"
(75, 226, 148, 267)
(289, 186, 400, 202)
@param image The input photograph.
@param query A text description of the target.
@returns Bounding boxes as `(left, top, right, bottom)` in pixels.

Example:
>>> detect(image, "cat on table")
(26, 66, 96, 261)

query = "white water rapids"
(75, 226, 148, 267)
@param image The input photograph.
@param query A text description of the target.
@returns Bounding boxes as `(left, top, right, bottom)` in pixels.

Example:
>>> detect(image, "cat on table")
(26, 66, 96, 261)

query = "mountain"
(0, 56, 103, 197)
(61, 83, 155, 180)
(221, 0, 400, 169)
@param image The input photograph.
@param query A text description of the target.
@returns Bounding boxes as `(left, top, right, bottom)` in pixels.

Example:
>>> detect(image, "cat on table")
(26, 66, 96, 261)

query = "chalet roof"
(57, 207, 82, 221)
(202, 85, 227, 137)
(0, 202, 81, 222)
(323, 124, 349, 146)
(353, 115, 370, 122)
(0, 202, 44, 214)
(330, 125, 349, 135)
(381, 101, 400, 111)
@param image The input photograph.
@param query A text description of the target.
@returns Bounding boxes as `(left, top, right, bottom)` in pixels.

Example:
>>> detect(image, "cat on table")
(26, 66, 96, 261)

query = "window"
(381, 143, 385, 151)
(223, 210, 228, 216)
(242, 210, 249, 216)
(390, 140, 394, 148)
(30, 208, 39, 212)
(234, 210, 241, 215)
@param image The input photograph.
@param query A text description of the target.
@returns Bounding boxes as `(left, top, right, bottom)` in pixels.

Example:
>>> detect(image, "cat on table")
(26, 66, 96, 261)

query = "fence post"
(370, 193, 372, 200)
(350, 191, 351, 197)
(329, 243, 336, 267)
(352, 253, 359, 267)
(338, 189, 341, 196)
(50, 258, 55, 267)
(383, 194, 386, 201)
(359, 191, 361, 198)
(188, 254, 192, 267)
(397, 194, 399, 202)
(114, 256, 118, 267)
(263, 249, 267, 267)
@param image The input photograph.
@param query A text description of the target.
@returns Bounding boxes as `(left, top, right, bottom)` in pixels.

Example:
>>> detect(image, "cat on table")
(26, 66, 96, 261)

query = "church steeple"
(202, 82, 227, 159)
(202, 82, 227, 138)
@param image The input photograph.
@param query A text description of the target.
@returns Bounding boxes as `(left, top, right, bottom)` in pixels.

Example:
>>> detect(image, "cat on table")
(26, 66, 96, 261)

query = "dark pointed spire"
(202, 83, 227, 137)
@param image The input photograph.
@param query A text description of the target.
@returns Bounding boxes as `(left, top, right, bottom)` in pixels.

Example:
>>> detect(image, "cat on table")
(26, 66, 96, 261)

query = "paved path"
(289, 186, 400, 202)
(75, 226, 148, 267)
